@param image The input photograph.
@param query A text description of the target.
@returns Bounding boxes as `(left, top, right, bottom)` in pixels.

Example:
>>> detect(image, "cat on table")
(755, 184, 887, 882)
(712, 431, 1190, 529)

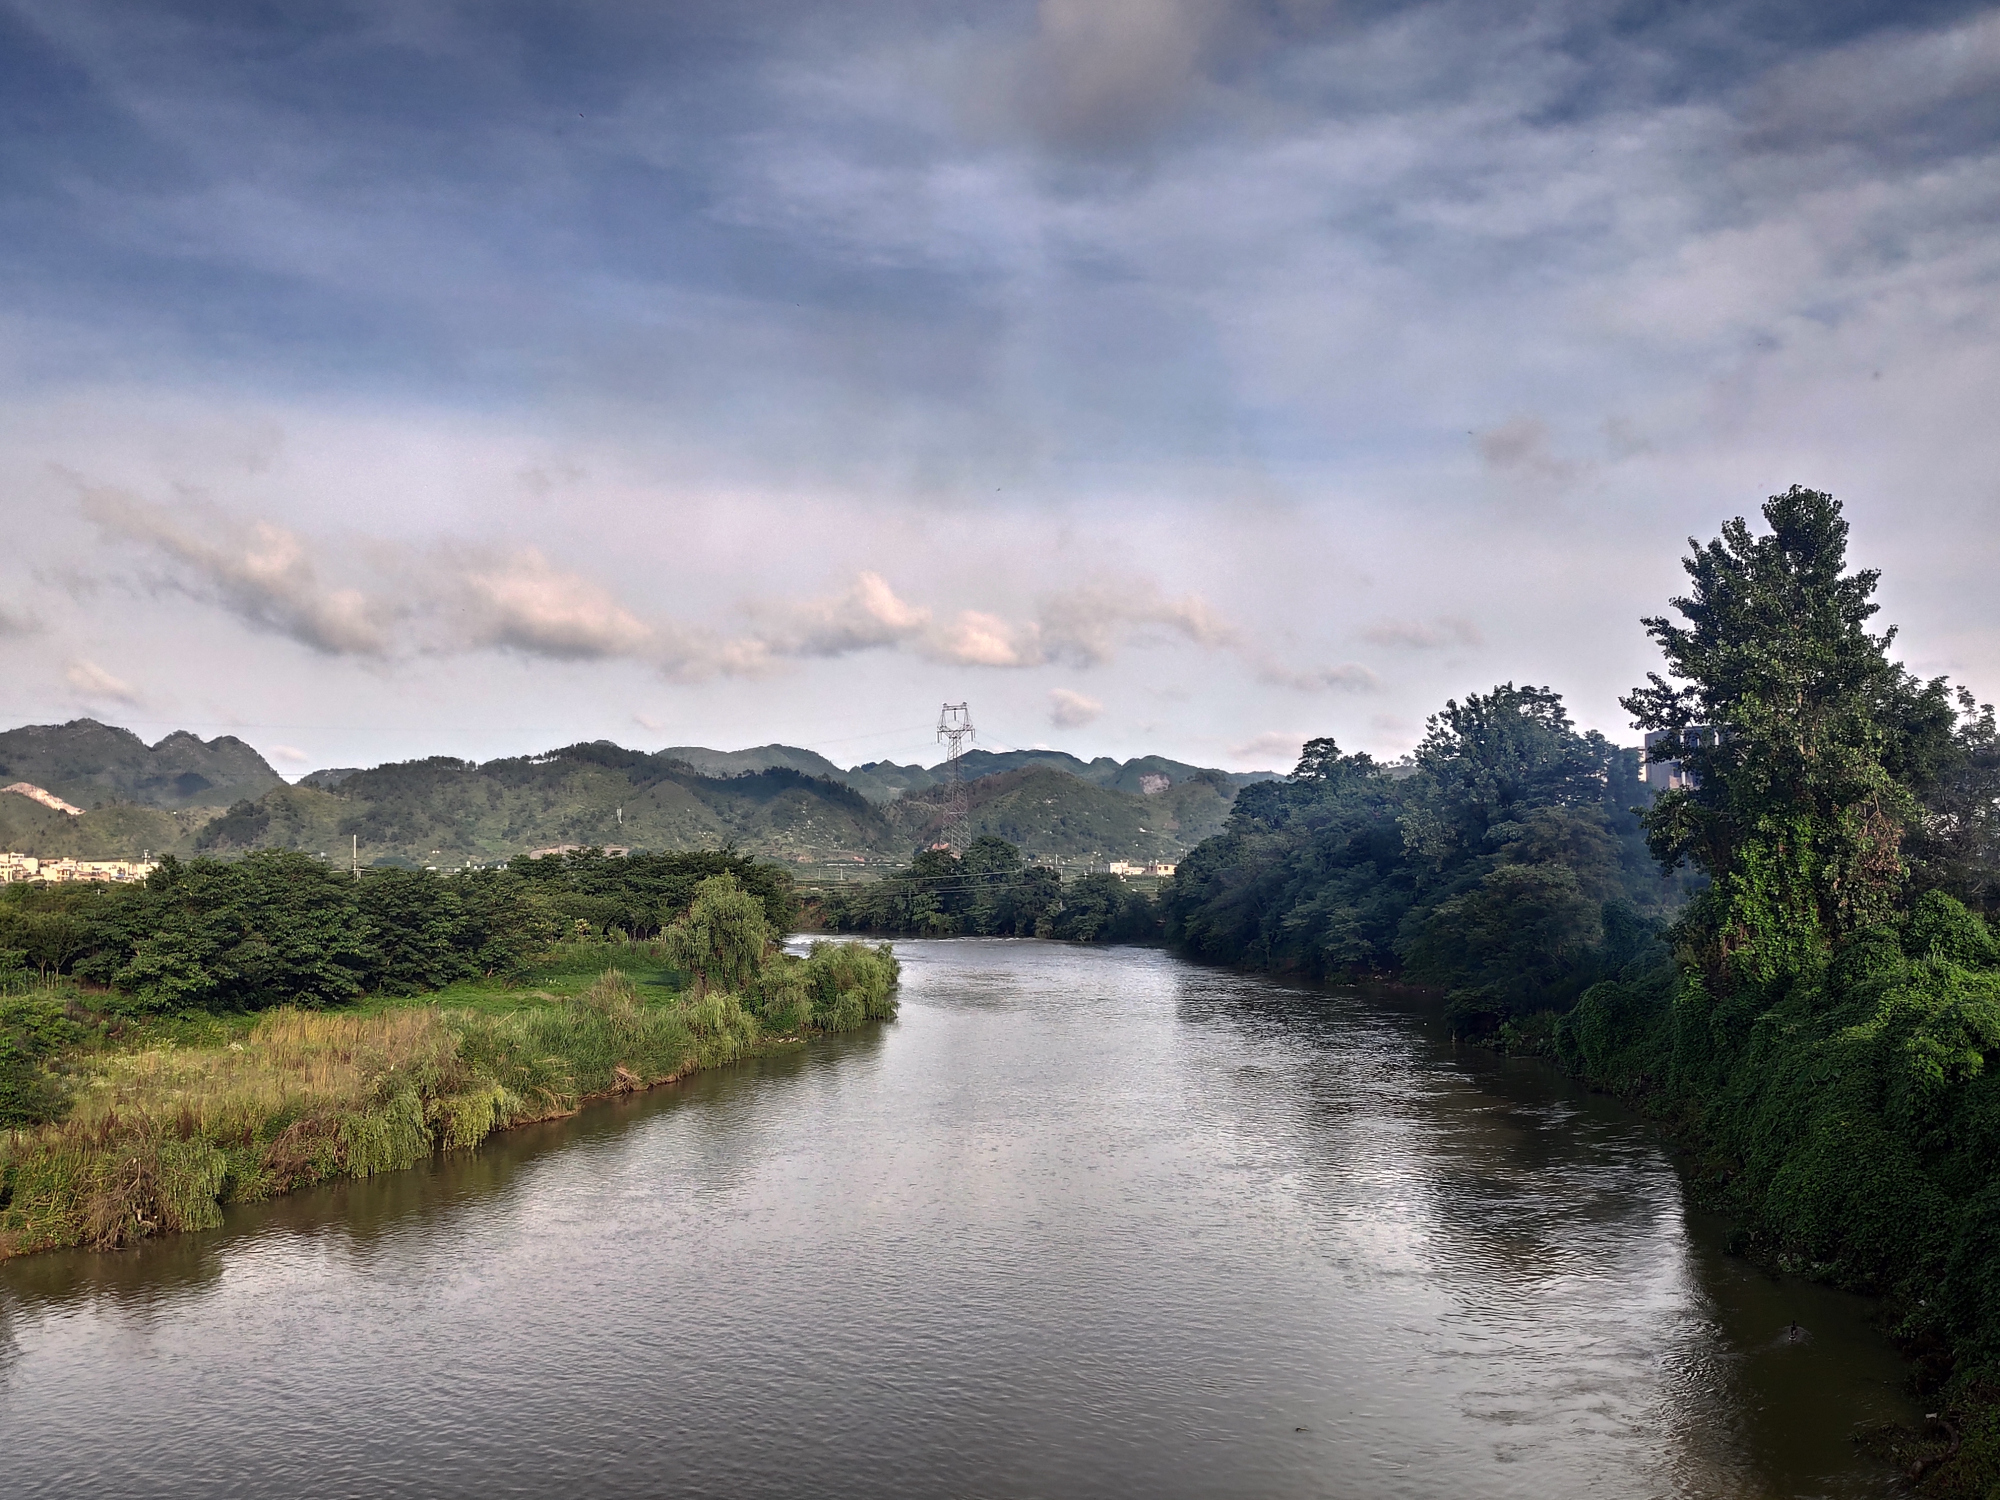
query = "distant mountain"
(0, 725, 1276, 868)
(0, 719, 283, 810)
(659, 744, 850, 781)
(882, 764, 1240, 865)
(655, 743, 1278, 804)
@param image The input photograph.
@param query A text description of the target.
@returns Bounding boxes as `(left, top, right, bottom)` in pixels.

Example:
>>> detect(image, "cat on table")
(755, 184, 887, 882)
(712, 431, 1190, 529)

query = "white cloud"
(268, 743, 308, 763)
(750, 571, 932, 658)
(79, 485, 394, 655)
(1048, 687, 1103, 728)
(447, 547, 655, 660)
(66, 658, 142, 705)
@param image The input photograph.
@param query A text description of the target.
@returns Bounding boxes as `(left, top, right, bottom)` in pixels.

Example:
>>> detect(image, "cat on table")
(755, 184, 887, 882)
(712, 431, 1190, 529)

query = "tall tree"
(1622, 487, 1929, 985)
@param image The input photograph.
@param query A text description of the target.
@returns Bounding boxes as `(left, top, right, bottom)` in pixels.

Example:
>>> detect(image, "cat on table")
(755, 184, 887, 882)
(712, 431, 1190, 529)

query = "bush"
(0, 996, 81, 1127)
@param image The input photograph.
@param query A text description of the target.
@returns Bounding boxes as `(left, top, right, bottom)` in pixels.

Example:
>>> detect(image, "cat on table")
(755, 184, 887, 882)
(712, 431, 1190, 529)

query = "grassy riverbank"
(0, 937, 898, 1258)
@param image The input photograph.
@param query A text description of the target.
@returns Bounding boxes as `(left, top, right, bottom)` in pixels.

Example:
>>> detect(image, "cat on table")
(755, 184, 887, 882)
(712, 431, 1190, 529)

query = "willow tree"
(662, 873, 771, 995)
(1623, 487, 1946, 989)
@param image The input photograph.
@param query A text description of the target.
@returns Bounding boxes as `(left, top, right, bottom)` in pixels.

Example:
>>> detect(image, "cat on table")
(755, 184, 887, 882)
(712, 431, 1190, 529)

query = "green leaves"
(1624, 487, 1917, 961)
(662, 873, 772, 995)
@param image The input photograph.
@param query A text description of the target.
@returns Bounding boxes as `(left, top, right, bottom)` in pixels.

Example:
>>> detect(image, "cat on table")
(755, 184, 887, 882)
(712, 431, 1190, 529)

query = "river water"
(1, 940, 1917, 1498)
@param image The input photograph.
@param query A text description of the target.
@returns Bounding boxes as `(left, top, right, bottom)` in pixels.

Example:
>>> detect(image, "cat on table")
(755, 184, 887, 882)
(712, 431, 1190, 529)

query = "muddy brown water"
(0, 940, 1918, 1497)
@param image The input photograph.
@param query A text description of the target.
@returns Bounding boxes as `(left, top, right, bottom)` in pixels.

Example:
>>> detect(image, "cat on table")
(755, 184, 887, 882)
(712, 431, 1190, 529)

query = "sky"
(2, 0, 1997, 779)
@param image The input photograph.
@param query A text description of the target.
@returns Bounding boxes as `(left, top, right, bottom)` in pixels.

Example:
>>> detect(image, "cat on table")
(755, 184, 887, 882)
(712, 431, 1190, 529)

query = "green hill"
(0, 794, 198, 859)
(0, 719, 282, 809)
(884, 765, 1237, 864)
(658, 743, 851, 781)
(653, 742, 1278, 804)
(191, 743, 896, 866)
(0, 725, 1266, 869)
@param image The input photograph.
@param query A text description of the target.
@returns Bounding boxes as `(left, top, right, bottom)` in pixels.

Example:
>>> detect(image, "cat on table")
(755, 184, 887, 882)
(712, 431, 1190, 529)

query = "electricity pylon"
(936, 702, 975, 851)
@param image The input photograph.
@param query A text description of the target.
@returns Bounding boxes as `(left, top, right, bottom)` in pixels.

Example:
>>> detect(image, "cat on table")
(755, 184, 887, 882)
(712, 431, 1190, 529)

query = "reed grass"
(0, 947, 897, 1260)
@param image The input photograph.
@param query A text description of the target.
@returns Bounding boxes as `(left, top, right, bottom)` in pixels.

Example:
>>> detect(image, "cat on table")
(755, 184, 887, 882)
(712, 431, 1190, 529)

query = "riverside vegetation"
(1162, 489, 2000, 1490)
(0, 851, 896, 1258)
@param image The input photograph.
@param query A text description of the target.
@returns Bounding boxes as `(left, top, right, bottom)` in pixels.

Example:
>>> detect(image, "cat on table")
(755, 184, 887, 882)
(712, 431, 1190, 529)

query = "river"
(0, 939, 1917, 1497)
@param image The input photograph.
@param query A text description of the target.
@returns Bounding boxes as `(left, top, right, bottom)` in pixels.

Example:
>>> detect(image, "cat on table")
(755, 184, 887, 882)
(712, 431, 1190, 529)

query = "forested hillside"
(0, 731, 1263, 869)
(0, 720, 281, 809)
(883, 764, 1238, 865)
(658, 742, 1276, 804)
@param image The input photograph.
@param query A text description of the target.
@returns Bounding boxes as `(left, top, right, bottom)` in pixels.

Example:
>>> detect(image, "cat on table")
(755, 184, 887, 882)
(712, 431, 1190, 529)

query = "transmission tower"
(936, 702, 976, 851)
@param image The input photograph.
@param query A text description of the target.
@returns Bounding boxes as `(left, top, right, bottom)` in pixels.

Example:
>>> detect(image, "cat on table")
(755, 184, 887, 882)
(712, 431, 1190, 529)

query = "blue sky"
(3, 0, 1997, 776)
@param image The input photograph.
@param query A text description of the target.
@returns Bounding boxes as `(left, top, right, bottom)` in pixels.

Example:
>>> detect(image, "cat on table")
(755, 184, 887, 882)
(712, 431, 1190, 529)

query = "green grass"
(0, 939, 899, 1259)
(355, 940, 687, 1017)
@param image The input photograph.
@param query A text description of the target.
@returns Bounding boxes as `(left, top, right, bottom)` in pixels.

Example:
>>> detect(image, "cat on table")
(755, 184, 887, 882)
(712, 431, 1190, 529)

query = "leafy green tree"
(663, 873, 771, 994)
(106, 852, 372, 1010)
(1622, 487, 1945, 985)
(1400, 684, 1607, 869)
(356, 868, 474, 992)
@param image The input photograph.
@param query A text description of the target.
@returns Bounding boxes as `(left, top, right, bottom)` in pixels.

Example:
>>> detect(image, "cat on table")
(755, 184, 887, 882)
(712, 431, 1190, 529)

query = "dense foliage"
(1160, 487, 2000, 1471)
(1161, 686, 1684, 1028)
(0, 847, 797, 1012)
(815, 836, 1159, 942)
(1543, 492, 2000, 1453)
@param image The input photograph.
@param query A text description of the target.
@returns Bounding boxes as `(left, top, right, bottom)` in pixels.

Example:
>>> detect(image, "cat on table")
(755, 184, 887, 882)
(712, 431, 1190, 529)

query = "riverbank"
(0, 938, 898, 1259)
(1482, 942, 2000, 1496)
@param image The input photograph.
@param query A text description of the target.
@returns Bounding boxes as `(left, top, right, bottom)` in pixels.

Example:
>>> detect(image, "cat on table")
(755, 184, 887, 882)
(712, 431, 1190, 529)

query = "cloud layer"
(2, 0, 1997, 773)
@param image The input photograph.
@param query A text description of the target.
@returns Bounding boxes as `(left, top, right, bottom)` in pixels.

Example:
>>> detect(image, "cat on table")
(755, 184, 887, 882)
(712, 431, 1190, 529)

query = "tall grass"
(0, 947, 899, 1259)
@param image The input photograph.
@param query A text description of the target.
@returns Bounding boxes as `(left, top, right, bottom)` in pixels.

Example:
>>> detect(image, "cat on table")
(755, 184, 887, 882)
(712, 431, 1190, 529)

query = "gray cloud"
(1048, 687, 1103, 728)
(79, 485, 397, 655)
(1362, 617, 1482, 650)
(981, 0, 1245, 152)
(65, 657, 142, 705)
(4, 2, 1999, 769)
(1258, 660, 1383, 693)
(1228, 729, 1303, 765)
(1477, 418, 1585, 491)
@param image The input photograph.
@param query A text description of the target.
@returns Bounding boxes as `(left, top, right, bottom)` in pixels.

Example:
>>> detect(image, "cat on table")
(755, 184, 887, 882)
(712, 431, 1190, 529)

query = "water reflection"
(0, 940, 1913, 1499)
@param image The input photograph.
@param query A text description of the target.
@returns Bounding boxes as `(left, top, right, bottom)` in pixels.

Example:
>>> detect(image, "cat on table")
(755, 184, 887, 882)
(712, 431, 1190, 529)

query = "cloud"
(447, 547, 655, 660)
(750, 571, 932, 658)
(267, 743, 308, 763)
(70, 481, 1249, 686)
(931, 609, 1038, 667)
(1476, 417, 1584, 491)
(1362, 617, 1482, 650)
(1034, 578, 1238, 665)
(992, 0, 1242, 152)
(66, 658, 142, 704)
(79, 485, 394, 655)
(913, 579, 1237, 669)
(1048, 688, 1103, 728)
(1229, 730, 1302, 766)
(0, 605, 38, 638)
(1257, 660, 1382, 693)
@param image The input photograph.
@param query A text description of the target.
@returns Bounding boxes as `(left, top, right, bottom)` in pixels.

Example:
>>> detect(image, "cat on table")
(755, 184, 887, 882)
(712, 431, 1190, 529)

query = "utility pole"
(352, 834, 359, 881)
(936, 702, 975, 852)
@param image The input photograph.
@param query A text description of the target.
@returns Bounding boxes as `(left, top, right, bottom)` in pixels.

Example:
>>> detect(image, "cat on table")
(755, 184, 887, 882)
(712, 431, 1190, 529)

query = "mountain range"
(0, 720, 1278, 869)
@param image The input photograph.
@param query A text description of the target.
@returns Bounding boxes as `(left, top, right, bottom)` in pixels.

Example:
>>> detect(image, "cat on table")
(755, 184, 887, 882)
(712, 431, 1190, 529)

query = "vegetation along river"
(0, 940, 1919, 1498)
